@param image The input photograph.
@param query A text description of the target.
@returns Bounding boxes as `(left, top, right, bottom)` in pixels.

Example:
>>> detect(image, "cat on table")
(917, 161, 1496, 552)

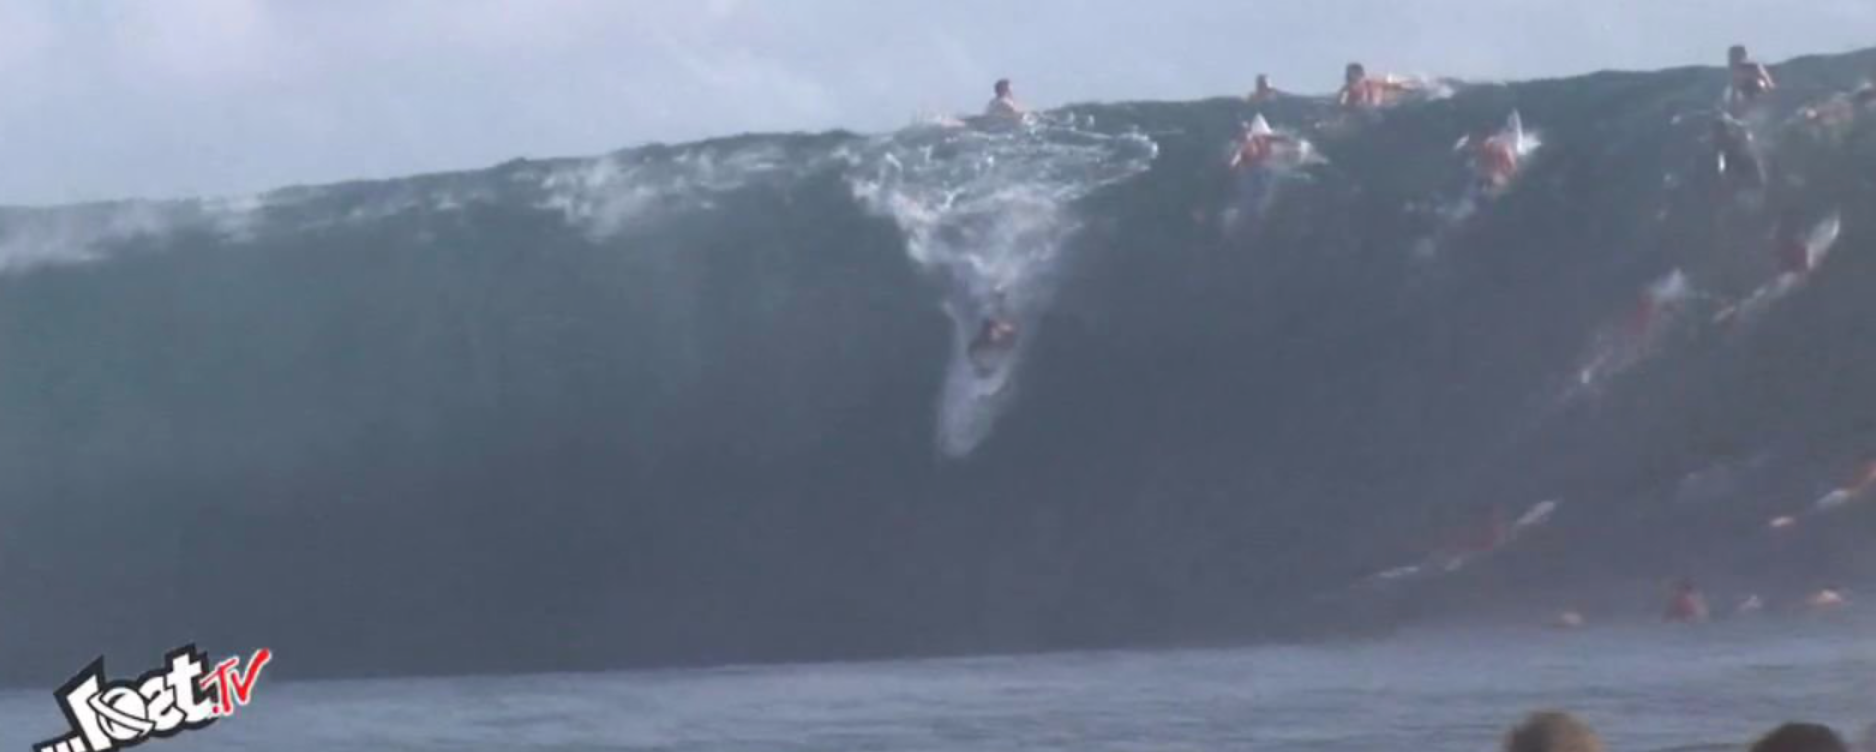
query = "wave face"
(7, 49, 1876, 681)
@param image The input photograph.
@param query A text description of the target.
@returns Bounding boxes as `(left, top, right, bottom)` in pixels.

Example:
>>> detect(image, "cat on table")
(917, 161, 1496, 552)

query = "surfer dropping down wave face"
(968, 317, 1019, 374)
(1339, 62, 1413, 109)
(1773, 211, 1816, 275)
(1664, 578, 1711, 623)
(1470, 130, 1520, 191)
(985, 79, 1025, 119)
(1727, 44, 1777, 109)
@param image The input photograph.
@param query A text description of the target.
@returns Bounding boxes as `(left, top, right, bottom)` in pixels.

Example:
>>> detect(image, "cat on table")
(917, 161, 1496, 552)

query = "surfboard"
(1804, 212, 1843, 269)
(1506, 110, 1527, 155)
(1512, 499, 1559, 533)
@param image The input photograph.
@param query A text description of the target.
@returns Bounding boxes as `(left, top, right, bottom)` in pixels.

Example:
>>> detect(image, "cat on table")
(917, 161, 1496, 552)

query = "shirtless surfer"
(1339, 63, 1414, 109)
(1228, 116, 1297, 172)
(986, 79, 1025, 119)
(1469, 130, 1520, 191)
(1798, 83, 1876, 130)
(968, 317, 1018, 374)
(1249, 74, 1281, 102)
(1727, 44, 1776, 110)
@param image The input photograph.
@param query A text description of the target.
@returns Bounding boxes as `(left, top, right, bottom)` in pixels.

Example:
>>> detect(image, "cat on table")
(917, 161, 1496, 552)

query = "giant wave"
(4, 49, 1876, 682)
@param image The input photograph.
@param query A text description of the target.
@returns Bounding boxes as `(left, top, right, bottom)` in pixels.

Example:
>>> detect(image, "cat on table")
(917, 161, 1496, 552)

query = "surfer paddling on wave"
(986, 79, 1025, 119)
(1249, 74, 1281, 102)
(1727, 44, 1776, 110)
(1339, 63, 1415, 109)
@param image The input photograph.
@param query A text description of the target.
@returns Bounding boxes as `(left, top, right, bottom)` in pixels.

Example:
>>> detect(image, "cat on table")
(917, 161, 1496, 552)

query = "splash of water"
(847, 114, 1157, 456)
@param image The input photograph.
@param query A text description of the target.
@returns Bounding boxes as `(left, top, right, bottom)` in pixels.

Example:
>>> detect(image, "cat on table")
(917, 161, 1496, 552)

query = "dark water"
(3, 49, 1876, 683)
(5, 612, 1872, 752)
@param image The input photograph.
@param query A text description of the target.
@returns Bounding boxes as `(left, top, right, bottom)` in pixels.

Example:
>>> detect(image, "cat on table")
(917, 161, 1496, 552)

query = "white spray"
(848, 114, 1156, 457)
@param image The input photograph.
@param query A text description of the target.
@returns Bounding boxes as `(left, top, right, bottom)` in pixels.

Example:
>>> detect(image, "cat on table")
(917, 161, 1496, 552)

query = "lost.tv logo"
(34, 645, 272, 752)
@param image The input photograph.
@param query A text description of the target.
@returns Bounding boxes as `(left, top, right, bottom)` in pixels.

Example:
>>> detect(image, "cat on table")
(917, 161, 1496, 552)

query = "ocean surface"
(5, 611, 1869, 752)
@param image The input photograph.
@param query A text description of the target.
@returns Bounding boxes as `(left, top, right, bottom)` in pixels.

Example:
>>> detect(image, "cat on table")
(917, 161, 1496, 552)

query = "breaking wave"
(3, 49, 1876, 681)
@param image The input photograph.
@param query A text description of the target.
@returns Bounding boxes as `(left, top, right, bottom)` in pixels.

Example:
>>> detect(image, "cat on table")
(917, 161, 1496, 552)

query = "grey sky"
(0, 0, 1871, 206)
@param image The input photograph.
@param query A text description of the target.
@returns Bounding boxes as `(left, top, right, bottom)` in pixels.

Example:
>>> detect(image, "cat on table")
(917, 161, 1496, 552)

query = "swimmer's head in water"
(1345, 63, 1366, 84)
(994, 79, 1011, 97)
(1730, 45, 1749, 65)
(1505, 711, 1603, 752)
(1750, 723, 1848, 752)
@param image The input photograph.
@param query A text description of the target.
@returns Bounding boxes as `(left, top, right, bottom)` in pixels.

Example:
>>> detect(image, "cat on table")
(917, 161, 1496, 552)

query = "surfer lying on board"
(1339, 63, 1415, 109)
(968, 317, 1019, 374)
(1228, 116, 1298, 172)
(1727, 44, 1776, 110)
(1795, 83, 1876, 133)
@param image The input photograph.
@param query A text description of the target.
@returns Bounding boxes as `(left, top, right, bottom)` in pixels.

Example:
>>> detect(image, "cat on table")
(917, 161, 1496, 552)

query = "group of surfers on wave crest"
(954, 44, 1876, 626)
(963, 44, 1873, 371)
(960, 57, 1534, 369)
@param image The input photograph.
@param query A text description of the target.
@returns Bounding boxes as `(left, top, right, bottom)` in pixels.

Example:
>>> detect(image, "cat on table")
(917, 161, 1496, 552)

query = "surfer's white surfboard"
(1805, 212, 1843, 269)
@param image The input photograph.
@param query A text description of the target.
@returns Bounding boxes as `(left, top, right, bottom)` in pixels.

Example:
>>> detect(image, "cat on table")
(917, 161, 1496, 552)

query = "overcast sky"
(0, 0, 1870, 205)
